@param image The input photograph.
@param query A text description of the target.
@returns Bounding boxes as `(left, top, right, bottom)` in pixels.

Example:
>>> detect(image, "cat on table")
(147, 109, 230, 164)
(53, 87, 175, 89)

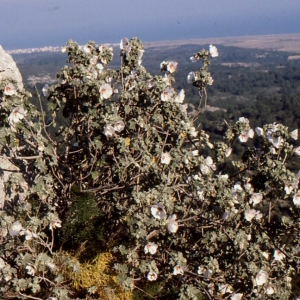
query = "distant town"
(6, 44, 118, 55)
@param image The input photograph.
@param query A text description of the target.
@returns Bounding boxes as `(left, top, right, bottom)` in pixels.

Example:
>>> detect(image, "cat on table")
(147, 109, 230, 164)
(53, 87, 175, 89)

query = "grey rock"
(0, 47, 26, 208)
(0, 45, 23, 89)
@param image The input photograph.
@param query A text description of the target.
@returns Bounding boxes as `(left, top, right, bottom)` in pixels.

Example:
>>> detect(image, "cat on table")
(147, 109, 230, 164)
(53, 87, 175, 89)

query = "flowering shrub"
(0, 36, 300, 299)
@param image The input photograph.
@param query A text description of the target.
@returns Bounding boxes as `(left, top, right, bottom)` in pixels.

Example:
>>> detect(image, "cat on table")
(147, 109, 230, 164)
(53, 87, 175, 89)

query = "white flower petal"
(151, 204, 166, 219)
(231, 293, 243, 300)
(120, 38, 129, 50)
(42, 84, 50, 97)
(273, 249, 285, 261)
(9, 221, 23, 237)
(173, 265, 184, 275)
(209, 45, 218, 57)
(147, 271, 158, 281)
(225, 147, 232, 157)
(255, 270, 268, 286)
(26, 265, 35, 276)
(99, 83, 113, 100)
(161, 152, 172, 165)
(290, 129, 298, 140)
(293, 192, 300, 206)
(294, 146, 300, 156)
(144, 242, 158, 255)
(9, 107, 26, 124)
(103, 124, 115, 137)
(255, 127, 264, 136)
(168, 214, 179, 233)
(250, 193, 263, 206)
(187, 72, 195, 84)
(167, 61, 178, 73)
(114, 121, 125, 133)
(4, 83, 16, 96)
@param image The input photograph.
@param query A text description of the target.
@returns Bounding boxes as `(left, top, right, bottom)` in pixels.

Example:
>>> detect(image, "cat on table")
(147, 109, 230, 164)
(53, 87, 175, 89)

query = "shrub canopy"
(0, 37, 299, 299)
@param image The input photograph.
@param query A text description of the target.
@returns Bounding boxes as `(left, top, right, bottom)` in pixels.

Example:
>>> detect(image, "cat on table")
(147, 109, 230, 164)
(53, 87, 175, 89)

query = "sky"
(1, 0, 300, 50)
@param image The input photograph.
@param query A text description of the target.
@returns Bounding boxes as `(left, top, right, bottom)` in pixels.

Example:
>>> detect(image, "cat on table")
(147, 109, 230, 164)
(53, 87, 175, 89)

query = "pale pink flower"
(9, 221, 23, 237)
(147, 271, 158, 281)
(161, 152, 172, 164)
(144, 242, 158, 255)
(49, 219, 62, 230)
(273, 249, 285, 261)
(8, 107, 26, 124)
(99, 44, 113, 53)
(244, 209, 262, 222)
(161, 88, 174, 102)
(167, 61, 178, 73)
(83, 44, 93, 53)
(255, 270, 268, 286)
(4, 83, 16, 96)
(237, 117, 249, 124)
(26, 265, 36, 276)
(173, 265, 184, 275)
(238, 129, 254, 142)
(99, 83, 113, 100)
(168, 214, 179, 233)
(103, 124, 115, 137)
(266, 285, 276, 295)
(249, 193, 263, 206)
(114, 121, 125, 133)
(238, 132, 248, 142)
(200, 156, 216, 175)
(89, 55, 98, 65)
(151, 204, 166, 219)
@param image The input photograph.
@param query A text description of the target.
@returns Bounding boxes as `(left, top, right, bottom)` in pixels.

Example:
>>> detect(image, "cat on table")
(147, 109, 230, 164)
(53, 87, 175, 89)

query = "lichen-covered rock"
(0, 45, 23, 89)
(0, 46, 26, 208)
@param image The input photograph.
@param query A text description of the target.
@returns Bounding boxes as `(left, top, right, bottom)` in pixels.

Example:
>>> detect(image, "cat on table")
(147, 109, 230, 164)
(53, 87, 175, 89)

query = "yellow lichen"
(65, 252, 132, 300)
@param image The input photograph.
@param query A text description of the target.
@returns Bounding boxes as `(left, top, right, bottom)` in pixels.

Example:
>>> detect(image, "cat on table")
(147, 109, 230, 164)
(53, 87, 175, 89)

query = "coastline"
(5, 33, 300, 55)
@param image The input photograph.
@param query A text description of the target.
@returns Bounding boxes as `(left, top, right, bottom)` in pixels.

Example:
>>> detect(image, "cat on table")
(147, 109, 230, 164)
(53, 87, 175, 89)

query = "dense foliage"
(0, 37, 300, 300)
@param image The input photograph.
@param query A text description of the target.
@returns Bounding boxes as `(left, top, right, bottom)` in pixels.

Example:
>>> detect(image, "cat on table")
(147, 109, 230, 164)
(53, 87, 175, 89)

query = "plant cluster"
(0, 36, 300, 300)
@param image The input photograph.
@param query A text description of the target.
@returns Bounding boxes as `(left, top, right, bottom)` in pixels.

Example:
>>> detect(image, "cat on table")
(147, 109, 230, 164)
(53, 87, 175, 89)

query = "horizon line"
(4, 32, 300, 55)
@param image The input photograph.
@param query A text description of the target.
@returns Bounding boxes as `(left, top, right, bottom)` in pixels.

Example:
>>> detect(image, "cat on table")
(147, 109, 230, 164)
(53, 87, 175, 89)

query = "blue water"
(2, 14, 300, 50)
